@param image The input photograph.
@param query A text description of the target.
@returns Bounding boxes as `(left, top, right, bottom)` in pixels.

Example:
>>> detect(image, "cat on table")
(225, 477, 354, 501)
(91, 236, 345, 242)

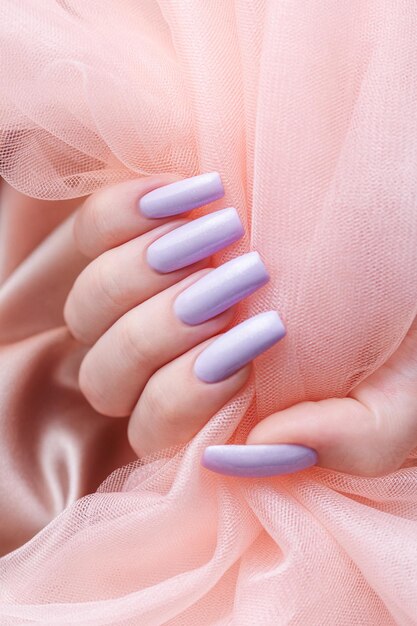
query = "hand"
(204, 315, 417, 477)
(64, 173, 282, 457)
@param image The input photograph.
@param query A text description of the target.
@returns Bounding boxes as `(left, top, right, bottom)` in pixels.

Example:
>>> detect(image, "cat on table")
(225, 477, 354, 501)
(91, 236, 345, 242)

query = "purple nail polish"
(147, 207, 244, 273)
(201, 444, 318, 477)
(139, 172, 224, 218)
(194, 311, 285, 383)
(174, 252, 269, 325)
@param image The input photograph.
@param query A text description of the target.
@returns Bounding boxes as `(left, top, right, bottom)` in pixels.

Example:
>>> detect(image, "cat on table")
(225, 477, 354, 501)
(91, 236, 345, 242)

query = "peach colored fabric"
(1, 1, 417, 624)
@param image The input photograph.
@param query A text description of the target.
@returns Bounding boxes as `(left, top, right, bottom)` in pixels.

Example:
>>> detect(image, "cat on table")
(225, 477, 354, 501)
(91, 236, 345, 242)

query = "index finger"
(74, 172, 225, 259)
(74, 174, 181, 259)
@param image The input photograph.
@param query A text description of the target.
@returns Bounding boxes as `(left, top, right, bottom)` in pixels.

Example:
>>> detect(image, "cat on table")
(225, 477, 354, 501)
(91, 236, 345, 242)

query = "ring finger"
(65, 206, 244, 345)
(79, 249, 271, 418)
(78, 269, 235, 417)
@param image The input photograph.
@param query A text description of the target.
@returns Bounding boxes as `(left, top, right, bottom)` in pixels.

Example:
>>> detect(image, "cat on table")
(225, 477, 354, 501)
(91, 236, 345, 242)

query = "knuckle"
(141, 374, 177, 428)
(79, 353, 112, 416)
(92, 253, 128, 311)
(64, 286, 89, 345)
(63, 292, 76, 337)
(75, 191, 113, 257)
(117, 312, 154, 371)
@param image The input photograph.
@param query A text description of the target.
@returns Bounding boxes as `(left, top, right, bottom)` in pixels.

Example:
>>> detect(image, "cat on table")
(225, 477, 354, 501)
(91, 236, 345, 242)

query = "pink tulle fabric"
(1, 0, 417, 623)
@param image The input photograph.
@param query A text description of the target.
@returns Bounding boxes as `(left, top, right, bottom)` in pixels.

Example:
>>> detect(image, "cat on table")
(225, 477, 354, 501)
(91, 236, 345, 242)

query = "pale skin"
(64, 174, 417, 476)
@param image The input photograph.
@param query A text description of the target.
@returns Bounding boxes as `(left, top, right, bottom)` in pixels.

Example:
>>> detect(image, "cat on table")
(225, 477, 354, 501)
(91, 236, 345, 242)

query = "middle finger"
(78, 269, 235, 417)
(65, 207, 243, 344)
(79, 249, 270, 417)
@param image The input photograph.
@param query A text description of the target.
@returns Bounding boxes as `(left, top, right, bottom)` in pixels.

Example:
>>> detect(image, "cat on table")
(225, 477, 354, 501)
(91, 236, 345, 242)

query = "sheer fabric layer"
(1, 1, 417, 624)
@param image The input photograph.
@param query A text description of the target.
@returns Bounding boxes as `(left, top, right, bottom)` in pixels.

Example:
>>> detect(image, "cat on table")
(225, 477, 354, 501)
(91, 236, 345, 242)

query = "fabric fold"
(1, 1, 417, 623)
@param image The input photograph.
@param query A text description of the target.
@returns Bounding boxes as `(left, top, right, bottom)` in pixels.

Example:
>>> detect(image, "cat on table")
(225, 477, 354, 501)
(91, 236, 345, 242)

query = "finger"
(245, 396, 417, 476)
(74, 172, 224, 258)
(128, 342, 252, 457)
(65, 205, 244, 345)
(74, 175, 181, 258)
(203, 319, 417, 477)
(245, 398, 385, 475)
(78, 270, 235, 418)
(243, 326, 417, 477)
(64, 219, 209, 345)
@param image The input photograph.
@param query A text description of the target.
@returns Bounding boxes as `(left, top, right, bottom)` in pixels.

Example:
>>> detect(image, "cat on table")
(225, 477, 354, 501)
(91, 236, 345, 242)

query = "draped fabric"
(1, 1, 417, 623)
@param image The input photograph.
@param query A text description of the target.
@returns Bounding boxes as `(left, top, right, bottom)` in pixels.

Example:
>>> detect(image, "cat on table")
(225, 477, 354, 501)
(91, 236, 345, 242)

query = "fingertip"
(245, 398, 402, 476)
(129, 353, 252, 458)
(201, 444, 318, 477)
(74, 174, 183, 258)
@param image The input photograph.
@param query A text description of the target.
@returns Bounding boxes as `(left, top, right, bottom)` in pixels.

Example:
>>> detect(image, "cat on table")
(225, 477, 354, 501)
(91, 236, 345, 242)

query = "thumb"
(202, 321, 417, 478)
(246, 323, 417, 476)
(246, 397, 392, 476)
(247, 380, 417, 478)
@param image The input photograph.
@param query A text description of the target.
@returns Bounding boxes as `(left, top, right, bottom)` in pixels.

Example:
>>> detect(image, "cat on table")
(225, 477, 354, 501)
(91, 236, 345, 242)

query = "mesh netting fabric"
(1, 1, 417, 624)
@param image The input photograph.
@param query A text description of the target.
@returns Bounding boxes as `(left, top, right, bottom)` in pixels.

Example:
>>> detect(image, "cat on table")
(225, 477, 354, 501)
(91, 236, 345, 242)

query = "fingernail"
(174, 252, 269, 325)
(147, 207, 244, 273)
(201, 444, 318, 477)
(139, 172, 224, 218)
(194, 310, 285, 383)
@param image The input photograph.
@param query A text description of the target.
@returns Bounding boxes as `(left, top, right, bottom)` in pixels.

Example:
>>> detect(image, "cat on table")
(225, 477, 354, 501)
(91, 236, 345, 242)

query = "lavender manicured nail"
(201, 444, 318, 477)
(139, 172, 224, 218)
(147, 207, 244, 273)
(194, 311, 285, 383)
(174, 252, 269, 325)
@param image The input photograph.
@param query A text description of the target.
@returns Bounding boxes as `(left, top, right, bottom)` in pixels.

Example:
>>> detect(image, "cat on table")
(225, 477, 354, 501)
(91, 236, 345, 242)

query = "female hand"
(64, 173, 283, 457)
(204, 316, 417, 478)
(65, 172, 417, 479)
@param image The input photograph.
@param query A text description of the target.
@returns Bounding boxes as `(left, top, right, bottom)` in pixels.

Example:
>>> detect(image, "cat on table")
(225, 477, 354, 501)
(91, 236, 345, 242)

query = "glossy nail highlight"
(139, 172, 224, 218)
(174, 252, 269, 325)
(147, 207, 244, 273)
(194, 310, 285, 383)
(201, 444, 318, 477)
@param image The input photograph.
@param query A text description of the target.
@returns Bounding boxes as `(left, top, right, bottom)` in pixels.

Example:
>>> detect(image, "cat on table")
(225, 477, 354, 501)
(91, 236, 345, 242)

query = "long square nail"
(201, 444, 318, 477)
(174, 252, 269, 325)
(147, 207, 244, 273)
(139, 172, 224, 218)
(194, 311, 286, 383)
